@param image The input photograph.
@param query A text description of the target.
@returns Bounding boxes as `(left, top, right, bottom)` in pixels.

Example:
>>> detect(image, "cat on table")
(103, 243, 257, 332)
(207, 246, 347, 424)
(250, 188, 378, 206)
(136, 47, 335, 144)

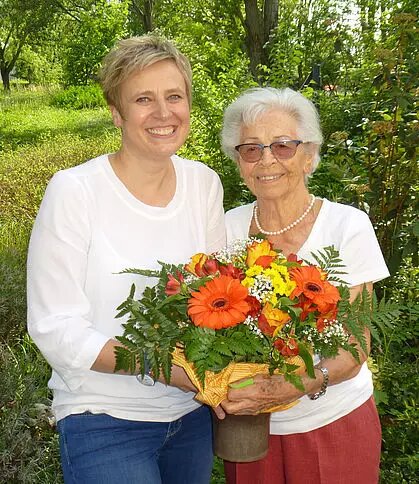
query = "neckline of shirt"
(100, 154, 186, 219)
(247, 197, 329, 255)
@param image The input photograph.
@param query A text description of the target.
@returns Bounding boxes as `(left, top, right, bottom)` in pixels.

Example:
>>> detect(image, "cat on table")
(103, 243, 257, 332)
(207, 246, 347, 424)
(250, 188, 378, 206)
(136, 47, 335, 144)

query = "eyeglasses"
(235, 140, 304, 163)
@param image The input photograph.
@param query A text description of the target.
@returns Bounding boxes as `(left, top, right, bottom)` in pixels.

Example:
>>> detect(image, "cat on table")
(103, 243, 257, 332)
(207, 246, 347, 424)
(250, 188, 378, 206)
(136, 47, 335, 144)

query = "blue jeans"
(57, 406, 213, 484)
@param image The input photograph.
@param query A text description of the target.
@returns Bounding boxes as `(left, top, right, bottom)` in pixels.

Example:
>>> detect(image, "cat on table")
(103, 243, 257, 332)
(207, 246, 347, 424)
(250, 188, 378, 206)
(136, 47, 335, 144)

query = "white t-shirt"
(27, 154, 226, 423)
(226, 198, 389, 435)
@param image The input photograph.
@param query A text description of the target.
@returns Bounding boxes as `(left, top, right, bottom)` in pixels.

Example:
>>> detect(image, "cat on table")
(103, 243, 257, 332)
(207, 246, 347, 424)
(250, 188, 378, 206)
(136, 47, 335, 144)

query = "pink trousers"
(224, 396, 381, 484)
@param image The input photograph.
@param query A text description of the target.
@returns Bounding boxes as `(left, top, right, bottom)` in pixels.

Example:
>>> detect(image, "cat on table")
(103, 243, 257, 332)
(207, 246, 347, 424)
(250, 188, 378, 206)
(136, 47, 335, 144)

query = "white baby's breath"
(214, 237, 263, 264)
(247, 274, 274, 302)
(243, 315, 264, 338)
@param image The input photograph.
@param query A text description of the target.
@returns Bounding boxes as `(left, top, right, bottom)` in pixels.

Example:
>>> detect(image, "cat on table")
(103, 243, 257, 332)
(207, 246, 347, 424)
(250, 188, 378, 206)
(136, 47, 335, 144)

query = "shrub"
(51, 84, 106, 109)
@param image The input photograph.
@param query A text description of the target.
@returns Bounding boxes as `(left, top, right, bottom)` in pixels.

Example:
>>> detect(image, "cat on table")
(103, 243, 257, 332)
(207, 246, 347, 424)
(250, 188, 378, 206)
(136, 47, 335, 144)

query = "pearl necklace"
(253, 194, 316, 236)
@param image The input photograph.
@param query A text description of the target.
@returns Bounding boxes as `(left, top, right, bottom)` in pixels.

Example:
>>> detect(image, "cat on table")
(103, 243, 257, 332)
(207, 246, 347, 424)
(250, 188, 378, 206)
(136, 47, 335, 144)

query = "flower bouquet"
(114, 238, 397, 461)
(115, 239, 395, 397)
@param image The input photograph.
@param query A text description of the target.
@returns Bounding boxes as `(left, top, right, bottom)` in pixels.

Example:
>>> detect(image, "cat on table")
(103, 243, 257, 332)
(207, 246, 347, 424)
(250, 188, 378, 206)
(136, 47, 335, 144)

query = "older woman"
(219, 87, 389, 484)
(27, 36, 225, 483)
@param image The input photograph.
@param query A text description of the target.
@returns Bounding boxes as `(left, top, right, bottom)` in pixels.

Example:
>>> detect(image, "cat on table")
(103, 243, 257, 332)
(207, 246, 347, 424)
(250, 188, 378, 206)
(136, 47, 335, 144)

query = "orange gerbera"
(290, 265, 340, 311)
(187, 275, 250, 329)
(246, 240, 277, 268)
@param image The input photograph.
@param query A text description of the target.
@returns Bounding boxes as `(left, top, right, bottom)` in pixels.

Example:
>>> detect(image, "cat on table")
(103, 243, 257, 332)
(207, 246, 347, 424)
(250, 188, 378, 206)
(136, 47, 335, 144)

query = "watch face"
(136, 373, 155, 386)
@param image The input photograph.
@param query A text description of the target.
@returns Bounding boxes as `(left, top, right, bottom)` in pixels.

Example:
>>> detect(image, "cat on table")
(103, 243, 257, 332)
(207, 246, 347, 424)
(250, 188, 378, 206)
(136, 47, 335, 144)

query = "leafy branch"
(114, 284, 184, 382)
(309, 245, 348, 283)
(339, 285, 401, 355)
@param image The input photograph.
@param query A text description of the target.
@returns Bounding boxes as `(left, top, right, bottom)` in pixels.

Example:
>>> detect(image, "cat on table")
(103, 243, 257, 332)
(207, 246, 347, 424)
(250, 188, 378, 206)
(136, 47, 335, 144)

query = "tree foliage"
(60, 0, 129, 85)
(0, 0, 59, 90)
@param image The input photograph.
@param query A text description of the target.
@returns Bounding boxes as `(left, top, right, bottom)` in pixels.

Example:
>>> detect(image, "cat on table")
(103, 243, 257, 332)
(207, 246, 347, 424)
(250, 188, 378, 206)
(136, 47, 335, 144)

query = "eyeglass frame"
(234, 140, 305, 163)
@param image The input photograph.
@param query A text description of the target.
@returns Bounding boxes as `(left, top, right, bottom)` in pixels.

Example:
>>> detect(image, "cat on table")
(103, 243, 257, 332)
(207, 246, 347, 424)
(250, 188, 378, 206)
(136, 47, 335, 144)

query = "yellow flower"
(269, 262, 289, 273)
(260, 303, 291, 335)
(185, 253, 208, 276)
(241, 277, 255, 288)
(284, 280, 297, 295)
(245, 265, 264, 277)
(264, 264, 295, 297)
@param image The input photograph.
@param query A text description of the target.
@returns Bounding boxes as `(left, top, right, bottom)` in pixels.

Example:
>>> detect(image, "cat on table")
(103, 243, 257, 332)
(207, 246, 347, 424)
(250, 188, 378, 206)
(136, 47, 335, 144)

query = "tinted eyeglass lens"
(271, 141, 298, 159)
(237, 141, 300, 162)
(238, 144, 262, 162)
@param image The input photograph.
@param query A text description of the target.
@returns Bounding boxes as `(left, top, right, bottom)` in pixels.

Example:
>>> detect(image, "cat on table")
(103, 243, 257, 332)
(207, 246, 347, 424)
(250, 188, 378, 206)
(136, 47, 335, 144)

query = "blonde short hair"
(99, 35, 192, 111)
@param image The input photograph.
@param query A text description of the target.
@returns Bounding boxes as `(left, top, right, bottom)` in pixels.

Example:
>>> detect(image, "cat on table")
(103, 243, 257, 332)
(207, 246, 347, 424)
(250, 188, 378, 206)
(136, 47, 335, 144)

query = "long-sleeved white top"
(27, 154, 226, 422)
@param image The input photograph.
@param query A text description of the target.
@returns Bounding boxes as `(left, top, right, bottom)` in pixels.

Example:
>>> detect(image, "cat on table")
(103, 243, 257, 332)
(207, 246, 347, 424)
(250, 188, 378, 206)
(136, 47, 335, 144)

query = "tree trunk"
(142, 0, 155, 32)
(131, 0, 155, 33)
(243, 0, 278, 83)
(1, 66, 11, 91)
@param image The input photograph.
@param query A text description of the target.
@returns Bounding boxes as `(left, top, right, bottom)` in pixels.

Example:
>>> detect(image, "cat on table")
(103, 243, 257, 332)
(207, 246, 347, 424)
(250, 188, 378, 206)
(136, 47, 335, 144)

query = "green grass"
(0, 100, 114, 152)
(0, 87, 120, 226)
(0, 336, 61, 483)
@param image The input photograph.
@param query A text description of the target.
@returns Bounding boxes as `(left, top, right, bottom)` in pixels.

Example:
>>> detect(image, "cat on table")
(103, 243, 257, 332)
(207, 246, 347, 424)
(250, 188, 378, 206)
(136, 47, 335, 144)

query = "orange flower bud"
(184, 253, 208, 276)
(165, 272, 184, 296)
(274, 337, 300, 357)
(246, 240, 277, 268)
(259, 303, 291, 335)
(202, 258, 219, 276)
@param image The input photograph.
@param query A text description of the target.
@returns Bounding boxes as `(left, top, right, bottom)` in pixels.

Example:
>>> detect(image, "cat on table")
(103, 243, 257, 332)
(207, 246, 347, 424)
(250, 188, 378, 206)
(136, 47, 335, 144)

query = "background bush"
(51, 84, 107, 109)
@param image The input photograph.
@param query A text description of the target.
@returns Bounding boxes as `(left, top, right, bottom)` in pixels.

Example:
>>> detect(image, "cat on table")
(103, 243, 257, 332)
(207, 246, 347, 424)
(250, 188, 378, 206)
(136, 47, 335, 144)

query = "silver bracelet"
(308, 367, 329, 400)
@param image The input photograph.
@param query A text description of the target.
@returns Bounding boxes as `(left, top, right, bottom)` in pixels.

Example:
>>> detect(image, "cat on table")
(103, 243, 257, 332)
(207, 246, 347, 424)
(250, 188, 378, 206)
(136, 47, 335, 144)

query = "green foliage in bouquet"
(114, 241, 400, 389)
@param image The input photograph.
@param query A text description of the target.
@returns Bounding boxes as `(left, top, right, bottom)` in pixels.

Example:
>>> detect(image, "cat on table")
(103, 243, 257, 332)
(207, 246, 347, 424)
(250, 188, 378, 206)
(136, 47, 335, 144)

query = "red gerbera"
(316, 303, 338, 332)
(187, 275, 250, 329)
(246, 295, 261, 318)
(219, 263, 245, 280)
(295, 295, 317, 320)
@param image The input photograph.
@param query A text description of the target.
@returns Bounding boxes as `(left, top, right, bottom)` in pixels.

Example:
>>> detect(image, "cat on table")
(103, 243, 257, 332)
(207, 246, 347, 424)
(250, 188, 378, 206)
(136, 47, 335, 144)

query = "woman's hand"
(220, 373, 307, 415)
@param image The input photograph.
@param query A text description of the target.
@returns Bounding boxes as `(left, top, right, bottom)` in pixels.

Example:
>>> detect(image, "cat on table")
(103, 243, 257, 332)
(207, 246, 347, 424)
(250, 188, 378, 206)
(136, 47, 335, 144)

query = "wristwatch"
(308, 366, 329, 400)
(136, 356, 155, 386)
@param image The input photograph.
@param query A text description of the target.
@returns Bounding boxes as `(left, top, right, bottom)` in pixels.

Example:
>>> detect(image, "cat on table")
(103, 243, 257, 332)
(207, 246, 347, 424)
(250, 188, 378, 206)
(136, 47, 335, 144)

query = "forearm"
(304, 327, 370, 393)
(90, 339, 127, 373)
(91, 339, 197, 392)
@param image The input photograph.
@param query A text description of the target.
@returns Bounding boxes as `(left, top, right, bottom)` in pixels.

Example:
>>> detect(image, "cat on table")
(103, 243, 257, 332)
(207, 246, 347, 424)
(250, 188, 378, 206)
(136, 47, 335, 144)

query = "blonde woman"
(27, 36, 225, 483)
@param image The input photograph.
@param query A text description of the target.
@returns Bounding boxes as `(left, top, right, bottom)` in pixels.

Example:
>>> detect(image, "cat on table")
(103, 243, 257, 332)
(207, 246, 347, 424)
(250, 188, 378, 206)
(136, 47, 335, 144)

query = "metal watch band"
(308, 366, 329, 400)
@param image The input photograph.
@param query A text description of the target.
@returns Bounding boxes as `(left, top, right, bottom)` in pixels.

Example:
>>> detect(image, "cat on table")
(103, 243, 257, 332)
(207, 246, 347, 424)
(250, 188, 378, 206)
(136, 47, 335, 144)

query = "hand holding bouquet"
(115, 239, 397, 408)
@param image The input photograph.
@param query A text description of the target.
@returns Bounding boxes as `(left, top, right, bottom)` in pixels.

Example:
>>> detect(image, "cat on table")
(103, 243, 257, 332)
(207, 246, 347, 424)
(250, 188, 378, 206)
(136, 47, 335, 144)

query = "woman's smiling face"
(237, 110, 314, 200)
(110, 59, 190, 162)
